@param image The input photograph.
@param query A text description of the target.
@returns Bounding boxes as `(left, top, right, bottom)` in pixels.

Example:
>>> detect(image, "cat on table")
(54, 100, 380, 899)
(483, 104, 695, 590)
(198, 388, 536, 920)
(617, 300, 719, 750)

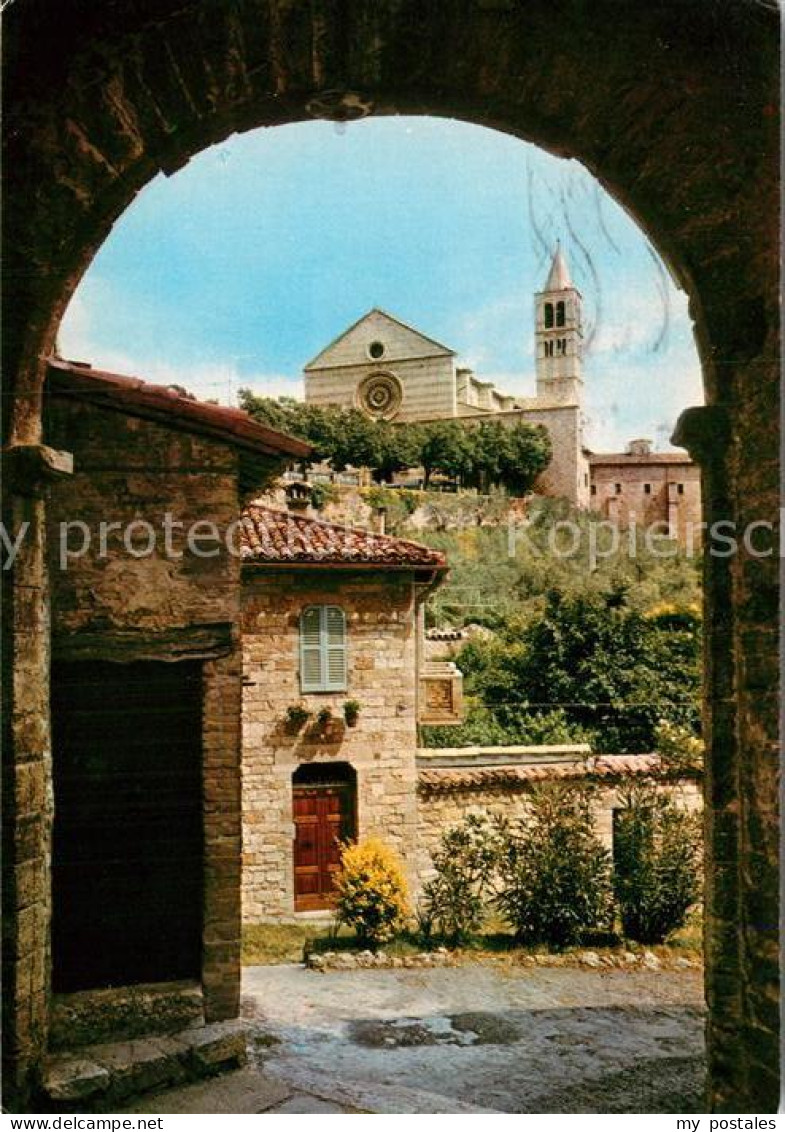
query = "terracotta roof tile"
(417, 753, 696, 793)
(240, 504, 447, 570)
(47, 357, 311, 459)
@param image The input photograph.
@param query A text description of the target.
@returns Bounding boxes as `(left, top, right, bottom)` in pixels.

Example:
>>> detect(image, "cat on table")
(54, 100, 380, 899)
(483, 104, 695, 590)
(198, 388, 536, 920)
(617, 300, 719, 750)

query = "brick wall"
(242, 568, 420, 919)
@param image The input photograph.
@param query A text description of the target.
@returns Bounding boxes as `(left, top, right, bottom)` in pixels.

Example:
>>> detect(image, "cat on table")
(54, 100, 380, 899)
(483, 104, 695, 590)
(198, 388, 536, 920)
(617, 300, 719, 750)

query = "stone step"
(49, 981, 205, 1051)
(41, 1020, 249, 1111)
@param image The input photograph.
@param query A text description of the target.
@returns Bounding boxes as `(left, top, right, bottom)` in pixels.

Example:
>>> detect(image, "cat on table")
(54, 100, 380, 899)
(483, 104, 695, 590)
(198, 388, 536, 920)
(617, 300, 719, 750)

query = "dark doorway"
(51, 659, 203, 992)
(292, 763, 356, 912)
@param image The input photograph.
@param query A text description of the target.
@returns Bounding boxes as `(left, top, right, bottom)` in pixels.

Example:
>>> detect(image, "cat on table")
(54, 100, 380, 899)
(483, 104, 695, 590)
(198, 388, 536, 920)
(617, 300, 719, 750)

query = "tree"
(467, 587, 702, 753)
(419, 421, 472, 487)
(371, 421, 424, 483)
(499, 422, 552, 495)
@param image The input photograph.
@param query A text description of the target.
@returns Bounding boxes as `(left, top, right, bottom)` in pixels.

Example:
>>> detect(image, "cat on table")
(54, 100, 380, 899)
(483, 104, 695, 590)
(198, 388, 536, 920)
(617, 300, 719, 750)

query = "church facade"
(304, 249, 590, 506)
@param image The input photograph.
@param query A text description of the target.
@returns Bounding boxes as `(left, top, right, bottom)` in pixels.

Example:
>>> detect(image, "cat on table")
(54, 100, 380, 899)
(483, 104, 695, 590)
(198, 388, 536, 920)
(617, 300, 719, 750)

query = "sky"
(58, 116, 704, 452)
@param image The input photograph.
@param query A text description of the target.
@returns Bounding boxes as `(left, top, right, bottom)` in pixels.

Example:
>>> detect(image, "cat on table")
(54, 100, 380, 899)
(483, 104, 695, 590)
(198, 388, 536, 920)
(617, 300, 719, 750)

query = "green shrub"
(419, 814, 502, 944)
(613, 783, 702, 943)
(421, 705, 589, 749)
(655, 718, 704, 774)
(496, 785, 613, 946)
(333, 838, 409, 949)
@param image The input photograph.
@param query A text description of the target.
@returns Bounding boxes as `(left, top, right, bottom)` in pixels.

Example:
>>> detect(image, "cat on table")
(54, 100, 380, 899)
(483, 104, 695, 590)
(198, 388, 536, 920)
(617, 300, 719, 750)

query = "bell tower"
(535, 246, 584, 407)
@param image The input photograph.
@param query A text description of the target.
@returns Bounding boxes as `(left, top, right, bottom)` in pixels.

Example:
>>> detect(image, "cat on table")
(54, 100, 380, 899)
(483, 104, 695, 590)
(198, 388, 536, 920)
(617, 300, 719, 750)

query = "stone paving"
(124, 962, 706, 1114)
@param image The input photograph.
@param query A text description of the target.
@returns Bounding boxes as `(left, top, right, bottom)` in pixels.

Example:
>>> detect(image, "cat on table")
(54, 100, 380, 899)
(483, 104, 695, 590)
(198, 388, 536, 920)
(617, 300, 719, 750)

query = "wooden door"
(51, 659, 203, 992)
(293, 783, 354, 911)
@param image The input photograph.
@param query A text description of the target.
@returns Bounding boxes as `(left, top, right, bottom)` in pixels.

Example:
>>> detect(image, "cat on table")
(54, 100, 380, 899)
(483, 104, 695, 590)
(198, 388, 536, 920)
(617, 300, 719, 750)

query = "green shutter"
(300, 606, 323, 692)
(324, 606, 347, 691)
(300, 605, 347, 693)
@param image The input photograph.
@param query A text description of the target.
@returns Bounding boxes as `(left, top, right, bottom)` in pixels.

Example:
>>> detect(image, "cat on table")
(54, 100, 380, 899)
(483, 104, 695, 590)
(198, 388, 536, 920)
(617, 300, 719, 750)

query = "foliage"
(654, 718, 705, 774)
(421, 705, 588, 749)
(238, 390, 551, 494)
(421, 498, 702, 629)
(496, 785, 614, 946)
(285, 704, 310, 731)
(343, 699, 361, 725)
(450, 586, 701, 754)
(309, 481, 340, 510)
(612, 783, 703, 943)
(333, 838, 410, 948)
(419, 815, 503, 944)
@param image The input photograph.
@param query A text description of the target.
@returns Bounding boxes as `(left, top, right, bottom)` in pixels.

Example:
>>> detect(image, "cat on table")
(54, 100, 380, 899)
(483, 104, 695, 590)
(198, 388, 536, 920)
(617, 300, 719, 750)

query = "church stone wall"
(305, 354, 456, 422)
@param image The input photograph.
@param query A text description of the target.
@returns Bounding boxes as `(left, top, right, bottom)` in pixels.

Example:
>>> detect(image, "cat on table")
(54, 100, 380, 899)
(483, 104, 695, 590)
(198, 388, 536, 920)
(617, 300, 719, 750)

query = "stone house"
(35, 359, 309, 1096)
(240, 504, 449, 918)
(589, 439, 702, 546)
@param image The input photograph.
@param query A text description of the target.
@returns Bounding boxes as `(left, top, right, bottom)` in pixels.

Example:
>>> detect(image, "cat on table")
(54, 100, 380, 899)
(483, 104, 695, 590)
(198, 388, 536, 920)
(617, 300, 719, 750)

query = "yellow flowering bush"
(334, 838, 409, 948)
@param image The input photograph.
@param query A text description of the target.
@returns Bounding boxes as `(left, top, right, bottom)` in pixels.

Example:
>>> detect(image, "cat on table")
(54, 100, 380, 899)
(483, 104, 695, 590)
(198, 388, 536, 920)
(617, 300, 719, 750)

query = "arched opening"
(3, 0, 777, 1114)
(292, 762, 357, 912)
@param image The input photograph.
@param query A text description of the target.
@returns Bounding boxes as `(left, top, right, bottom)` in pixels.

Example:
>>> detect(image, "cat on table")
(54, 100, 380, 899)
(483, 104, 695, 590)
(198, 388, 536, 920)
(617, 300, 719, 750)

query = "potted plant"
(285, 704, 311, 734)
(315, 706, 334, 730)
(343, 699, 361, 728)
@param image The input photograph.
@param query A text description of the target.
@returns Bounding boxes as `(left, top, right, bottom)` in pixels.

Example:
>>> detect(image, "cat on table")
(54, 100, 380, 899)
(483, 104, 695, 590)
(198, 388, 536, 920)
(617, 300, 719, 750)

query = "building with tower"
(303, 247, 699, 524)
(304, 247, 590, 505)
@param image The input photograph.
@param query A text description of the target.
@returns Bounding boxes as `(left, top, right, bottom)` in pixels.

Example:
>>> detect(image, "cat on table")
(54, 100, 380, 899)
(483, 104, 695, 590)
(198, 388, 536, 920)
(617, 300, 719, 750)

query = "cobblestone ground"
(241, 963, 706, 1114)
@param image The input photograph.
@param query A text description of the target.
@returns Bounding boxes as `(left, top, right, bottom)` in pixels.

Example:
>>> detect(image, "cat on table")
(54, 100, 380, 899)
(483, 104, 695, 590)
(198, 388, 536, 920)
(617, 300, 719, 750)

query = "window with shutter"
(299, 605, 347, 693)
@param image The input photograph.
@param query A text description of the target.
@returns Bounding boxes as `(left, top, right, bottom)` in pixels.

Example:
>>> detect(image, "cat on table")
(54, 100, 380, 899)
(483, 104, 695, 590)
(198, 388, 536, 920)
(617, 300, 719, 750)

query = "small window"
(615, 483, 622, 494)
(590, 484, 597, 496)
(368, 340, 385, 360)
(677, 483, 684, 495)
(300, 605, 347, 693)
(644, 483, 652, 495)
(556, 301, 566, 327)
(544, 303, 554, 329)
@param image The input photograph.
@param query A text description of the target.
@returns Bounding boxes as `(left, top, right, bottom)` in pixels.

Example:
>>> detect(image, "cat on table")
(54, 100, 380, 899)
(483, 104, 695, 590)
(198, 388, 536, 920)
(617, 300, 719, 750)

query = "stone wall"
(590, 457, 702, 546)
(43, 393, 246, 1030)
(242, 568, 421, 919)
(417, 773, 703, 882)
(306, 354, 457, 422)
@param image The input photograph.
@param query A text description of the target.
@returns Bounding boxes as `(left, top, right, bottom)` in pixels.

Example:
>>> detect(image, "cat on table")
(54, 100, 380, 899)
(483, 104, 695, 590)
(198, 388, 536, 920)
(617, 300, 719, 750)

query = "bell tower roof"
(543, 245, 573, 292)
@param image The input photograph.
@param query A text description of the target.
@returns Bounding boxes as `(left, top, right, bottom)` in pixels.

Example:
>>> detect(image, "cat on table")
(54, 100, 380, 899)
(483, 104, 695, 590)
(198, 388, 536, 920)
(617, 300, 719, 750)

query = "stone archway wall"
(3, 0, 779, 1111)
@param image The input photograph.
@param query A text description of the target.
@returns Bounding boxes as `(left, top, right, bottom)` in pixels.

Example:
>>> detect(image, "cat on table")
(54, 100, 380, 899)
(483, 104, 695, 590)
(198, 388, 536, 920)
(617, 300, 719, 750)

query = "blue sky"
(59, 116, 703, 451)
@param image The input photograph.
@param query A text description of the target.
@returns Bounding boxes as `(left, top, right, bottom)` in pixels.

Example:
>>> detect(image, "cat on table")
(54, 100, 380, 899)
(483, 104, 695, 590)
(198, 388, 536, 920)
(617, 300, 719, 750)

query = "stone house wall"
(590, 457, 702, 545)
(44, 392, 247, 1026)
(416, 774, 703, 884)
(242, 567, 421, 920)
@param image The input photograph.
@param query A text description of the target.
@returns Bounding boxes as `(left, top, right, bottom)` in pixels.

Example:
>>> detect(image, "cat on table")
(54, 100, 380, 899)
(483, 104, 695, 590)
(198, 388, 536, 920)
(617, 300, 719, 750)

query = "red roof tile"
(240, 504, 447, 571)
(417, 753, 697, 792)
(47, 357, 311, 459)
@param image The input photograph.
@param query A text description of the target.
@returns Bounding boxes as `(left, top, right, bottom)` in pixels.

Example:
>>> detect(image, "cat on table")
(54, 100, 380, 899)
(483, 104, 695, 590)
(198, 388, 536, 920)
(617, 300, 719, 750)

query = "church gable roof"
(304, 308, 456, 371)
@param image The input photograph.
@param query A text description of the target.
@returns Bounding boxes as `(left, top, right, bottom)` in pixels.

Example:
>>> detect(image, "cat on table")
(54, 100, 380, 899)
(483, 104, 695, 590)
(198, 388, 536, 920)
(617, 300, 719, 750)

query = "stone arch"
(3, 0, 778, 1113)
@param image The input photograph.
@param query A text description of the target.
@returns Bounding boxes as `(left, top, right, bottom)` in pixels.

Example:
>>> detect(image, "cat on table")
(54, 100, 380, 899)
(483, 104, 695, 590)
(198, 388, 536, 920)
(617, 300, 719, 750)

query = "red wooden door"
(293, 783, 354, 911)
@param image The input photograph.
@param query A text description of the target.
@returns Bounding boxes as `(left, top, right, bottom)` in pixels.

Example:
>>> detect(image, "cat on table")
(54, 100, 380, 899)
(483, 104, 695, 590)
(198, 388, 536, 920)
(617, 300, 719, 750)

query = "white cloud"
(57, 289, 302, 405)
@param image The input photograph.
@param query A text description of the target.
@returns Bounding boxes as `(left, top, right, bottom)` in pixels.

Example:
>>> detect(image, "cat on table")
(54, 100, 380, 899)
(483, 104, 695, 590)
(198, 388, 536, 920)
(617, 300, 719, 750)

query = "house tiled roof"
(48, 357, 311, 459)
(417, 753, 696, 793)
(588, 451, 693, 466)
(240, 504, 448, 571)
